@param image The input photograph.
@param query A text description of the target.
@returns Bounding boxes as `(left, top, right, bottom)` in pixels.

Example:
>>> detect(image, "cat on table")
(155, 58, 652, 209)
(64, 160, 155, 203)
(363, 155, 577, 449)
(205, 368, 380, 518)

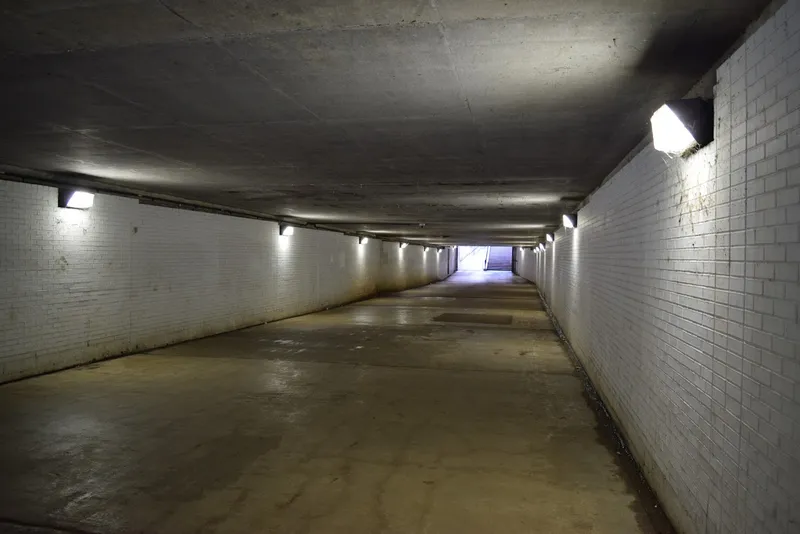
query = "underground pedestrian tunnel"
(0, 1, 798, 533)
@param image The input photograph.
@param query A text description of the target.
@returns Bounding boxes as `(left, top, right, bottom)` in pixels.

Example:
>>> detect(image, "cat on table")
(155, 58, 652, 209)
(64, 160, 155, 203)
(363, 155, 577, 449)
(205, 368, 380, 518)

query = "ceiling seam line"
(213, 42, 324, 122)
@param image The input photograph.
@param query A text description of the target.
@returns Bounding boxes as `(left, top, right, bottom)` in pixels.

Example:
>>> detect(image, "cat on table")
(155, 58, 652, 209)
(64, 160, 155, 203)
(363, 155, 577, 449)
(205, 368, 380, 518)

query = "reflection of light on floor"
(348, 306, 416, 325)
(350, 308, 381, 325)
(48, 413, 108, 435)
(260, 361, 310, 424)
(396, 307, 412, 325)
(264, 362, 305, 393)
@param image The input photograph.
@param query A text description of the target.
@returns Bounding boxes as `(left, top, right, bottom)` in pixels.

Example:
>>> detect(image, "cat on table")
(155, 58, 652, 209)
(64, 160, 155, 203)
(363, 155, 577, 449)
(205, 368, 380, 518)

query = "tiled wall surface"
(0, 181, 449, 382)
(517, 2, 800, 532)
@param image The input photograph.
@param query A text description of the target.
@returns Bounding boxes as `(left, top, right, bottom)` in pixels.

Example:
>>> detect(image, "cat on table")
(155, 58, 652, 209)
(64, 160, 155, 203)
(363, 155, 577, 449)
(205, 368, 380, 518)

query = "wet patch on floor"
(432, 313, 513, 325)
(536, 287, 676, 534)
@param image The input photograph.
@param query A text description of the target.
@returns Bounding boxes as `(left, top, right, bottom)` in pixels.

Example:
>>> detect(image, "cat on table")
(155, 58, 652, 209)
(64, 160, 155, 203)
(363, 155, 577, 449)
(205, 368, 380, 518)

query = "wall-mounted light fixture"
(563, 214, 577, 229)
(546, 233, 554, 243)
(279, 224, 294, 236)
(399, 242, 408, 249)
(358, 236, 369, 245)
(423, 246, 429, 252)
(651, 98, 713, 155)
(437, 247, 443, 254)
(58, 189, 94, 209)
(538, 243, 545, 251)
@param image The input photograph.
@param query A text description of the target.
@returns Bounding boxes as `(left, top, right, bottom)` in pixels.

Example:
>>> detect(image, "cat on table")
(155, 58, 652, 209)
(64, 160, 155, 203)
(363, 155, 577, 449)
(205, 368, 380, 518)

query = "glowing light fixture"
(58, 189, 94, 209)
(423, 246, 429, 252)
(358, 236, 369, 245)
(546, 233, 554, 243)
(399, 242, 408, 249)
(279, 224, 294, 236)
(651, 98, 713, 155)
(539, 243, 545, 251)
(563, 214, 577, 229)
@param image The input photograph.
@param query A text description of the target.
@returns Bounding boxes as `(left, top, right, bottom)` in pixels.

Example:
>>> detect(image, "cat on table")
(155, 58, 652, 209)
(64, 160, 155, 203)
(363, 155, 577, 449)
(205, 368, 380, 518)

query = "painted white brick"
(776, 224, 800, 242)
(776, 146, 800, 169)
(787, 88, 800, 112)
(777, 186, 800, 205)
(757, 122, 778, 145)
(0, 181, 453, 382)
(515, 4, 800, 532)
(767, 133, 789, 158)
(748, 144, 767, 164)
(777, 108, 800, 134)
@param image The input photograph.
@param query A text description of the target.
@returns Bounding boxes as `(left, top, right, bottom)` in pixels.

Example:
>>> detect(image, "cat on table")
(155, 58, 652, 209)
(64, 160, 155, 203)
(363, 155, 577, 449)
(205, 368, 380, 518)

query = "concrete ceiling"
(0, 0, 771, 245)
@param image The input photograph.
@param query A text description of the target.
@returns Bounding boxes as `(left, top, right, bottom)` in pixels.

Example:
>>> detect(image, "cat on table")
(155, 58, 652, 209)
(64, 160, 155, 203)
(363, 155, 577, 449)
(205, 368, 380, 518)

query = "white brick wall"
(0, 180, 449, 382)
(517, 2, 800, 532)
(378, 241, 445, 292)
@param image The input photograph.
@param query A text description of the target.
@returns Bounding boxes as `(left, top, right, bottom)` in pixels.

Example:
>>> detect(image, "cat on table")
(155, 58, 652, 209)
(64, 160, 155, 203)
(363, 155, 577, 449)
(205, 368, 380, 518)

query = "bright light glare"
(359, 236, 369, 245)
(280, 225, 294, 236)
(546, 233, 554, 242)
(539, 243, 545, 251)
(562, 214, 574, 228)
(399, 242, 408, 249)
(67, 191, 94, 209)
(651, 104, 697, 154)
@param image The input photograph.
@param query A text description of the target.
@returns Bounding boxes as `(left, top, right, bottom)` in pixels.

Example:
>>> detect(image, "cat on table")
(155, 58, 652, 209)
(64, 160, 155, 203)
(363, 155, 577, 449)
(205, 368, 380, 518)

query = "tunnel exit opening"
(457, 246, 513, 271)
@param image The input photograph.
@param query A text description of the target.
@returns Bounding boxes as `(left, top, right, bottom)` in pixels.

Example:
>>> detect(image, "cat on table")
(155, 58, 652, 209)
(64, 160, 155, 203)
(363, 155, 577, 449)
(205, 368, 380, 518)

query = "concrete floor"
(0, 271, 671, 534)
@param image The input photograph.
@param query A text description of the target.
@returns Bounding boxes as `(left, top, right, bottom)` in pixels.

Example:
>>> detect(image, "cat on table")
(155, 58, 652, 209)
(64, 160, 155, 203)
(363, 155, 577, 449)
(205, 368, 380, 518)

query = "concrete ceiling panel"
(0, 0, 774, 243)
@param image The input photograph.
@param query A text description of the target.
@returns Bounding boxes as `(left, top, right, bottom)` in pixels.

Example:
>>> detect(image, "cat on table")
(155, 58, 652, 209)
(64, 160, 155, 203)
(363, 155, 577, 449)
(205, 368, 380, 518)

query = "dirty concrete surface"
(0, 271, 671, 533)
